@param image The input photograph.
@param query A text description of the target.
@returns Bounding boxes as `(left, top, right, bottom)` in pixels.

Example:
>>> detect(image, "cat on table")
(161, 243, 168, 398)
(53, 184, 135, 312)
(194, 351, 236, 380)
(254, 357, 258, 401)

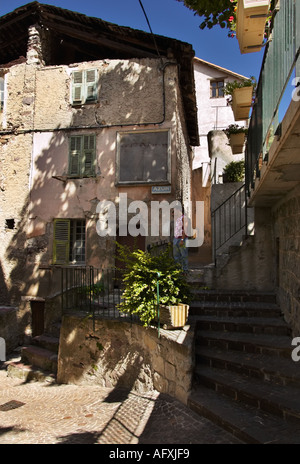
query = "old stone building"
(0, 2, 199, 311)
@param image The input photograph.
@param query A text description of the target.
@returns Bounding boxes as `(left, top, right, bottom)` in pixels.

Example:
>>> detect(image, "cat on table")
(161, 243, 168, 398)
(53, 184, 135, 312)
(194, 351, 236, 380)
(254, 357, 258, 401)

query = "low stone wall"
(57, 314, 195, 405)
(0, 304, 30, 353)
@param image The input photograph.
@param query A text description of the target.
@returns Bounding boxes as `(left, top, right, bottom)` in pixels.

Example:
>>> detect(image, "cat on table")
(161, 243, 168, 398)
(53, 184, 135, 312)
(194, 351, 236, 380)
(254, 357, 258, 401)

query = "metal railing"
(212, 184, 247, 262)
(246, 0, 300, 196)
(60, 266, 138, 323)
(147, 240, 172, 256)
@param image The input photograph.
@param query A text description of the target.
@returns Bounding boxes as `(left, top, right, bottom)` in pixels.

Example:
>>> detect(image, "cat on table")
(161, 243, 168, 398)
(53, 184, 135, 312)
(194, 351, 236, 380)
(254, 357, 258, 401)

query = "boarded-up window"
(72, 69, 98, 105)
(117, 131, 170, 184)
(68, 134, 96, 177)
(53, 219, 86, 265)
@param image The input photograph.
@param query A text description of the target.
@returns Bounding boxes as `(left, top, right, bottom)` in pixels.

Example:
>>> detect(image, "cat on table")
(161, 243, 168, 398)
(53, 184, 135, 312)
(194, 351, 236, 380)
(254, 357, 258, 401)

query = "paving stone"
(0, 369, 242, 444)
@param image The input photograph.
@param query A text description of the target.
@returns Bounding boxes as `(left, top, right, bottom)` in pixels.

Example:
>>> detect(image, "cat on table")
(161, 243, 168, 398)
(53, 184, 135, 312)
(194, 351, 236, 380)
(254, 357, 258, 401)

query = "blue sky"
(0, 0, 265, 81)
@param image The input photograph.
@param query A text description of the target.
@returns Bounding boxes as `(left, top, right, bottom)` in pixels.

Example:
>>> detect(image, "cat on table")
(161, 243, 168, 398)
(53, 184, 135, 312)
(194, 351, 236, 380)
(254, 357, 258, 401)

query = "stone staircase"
(187, 290, 300, 444)
(6, 323, 60, 383)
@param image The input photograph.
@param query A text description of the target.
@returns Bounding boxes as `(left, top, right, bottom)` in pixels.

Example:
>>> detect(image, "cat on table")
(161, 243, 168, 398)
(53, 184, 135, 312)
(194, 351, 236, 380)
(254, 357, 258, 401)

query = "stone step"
(6, 361, 56, 384)
(188, 385, 300, 444)
(190, 290, 277, 304)
(196, 345, 300, 388)
(194, 365, 300, 422)
(21, 345, 58, 374)
(47, 321, 61, 338)
(197, 330, 293, 358)
(190, 301, 282, 318)
(194, 315, 291, 336)
(31, 334, 59, 353)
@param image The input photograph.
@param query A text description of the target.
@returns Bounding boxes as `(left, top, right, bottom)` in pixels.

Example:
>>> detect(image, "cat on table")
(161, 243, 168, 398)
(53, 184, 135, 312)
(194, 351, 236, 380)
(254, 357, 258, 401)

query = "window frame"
(210, 79, 225, 99)
(71, 68, 98, 106)
(68, 134, 96, 178)
(53, 218, 86, 265)
(116, 129, 171, 186)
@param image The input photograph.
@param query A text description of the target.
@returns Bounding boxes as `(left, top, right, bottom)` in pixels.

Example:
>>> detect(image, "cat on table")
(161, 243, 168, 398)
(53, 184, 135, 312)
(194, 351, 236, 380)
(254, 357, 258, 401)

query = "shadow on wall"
(3, 59, 167, 299)
(0, 57, 172, 352)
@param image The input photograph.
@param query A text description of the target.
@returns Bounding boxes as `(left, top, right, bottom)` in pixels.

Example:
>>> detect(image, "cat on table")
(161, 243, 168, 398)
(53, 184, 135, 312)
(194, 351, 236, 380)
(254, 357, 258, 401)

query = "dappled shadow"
(56, 430, 101, 445)
(2, 55, 171, 305)
(0, 425, 27, 437)
(0, 51, 175, 355)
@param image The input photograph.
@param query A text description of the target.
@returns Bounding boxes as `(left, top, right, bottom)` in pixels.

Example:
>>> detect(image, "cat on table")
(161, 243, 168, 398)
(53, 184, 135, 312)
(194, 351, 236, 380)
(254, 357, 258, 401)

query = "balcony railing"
(246, 0, 300, 196)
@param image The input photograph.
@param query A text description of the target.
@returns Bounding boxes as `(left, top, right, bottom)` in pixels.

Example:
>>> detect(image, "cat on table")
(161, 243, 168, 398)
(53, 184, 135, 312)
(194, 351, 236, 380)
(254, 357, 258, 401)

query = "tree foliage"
(176, 0, 236, 31)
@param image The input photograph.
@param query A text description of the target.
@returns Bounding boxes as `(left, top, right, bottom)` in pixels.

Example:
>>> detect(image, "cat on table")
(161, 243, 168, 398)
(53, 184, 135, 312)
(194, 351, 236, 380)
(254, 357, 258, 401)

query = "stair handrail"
(212, 183, 248, 263)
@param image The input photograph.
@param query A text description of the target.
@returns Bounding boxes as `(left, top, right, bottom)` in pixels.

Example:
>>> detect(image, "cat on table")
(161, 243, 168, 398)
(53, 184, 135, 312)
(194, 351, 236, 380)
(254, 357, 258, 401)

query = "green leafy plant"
(223, 160, 245, 182)
(224, 124, 248, 137)
(176, 0, 237, 33)
(116, 243, 191, 326)
(78, 280, 105, 298)
(224, 76, 257, 97)
(176, 1, 275, 39)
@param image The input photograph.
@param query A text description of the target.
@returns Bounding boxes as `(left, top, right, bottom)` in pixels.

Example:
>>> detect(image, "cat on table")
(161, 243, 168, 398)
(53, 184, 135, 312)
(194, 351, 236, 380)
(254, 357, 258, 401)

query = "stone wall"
(0, 304, 31, 353)
(210, 207, 275, 292)
(57, 315, 195, 405)
(273, 184, 300, 335)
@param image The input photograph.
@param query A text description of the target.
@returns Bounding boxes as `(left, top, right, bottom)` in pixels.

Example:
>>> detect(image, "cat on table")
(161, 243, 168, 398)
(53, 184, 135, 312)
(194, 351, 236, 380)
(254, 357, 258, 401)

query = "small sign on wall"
(152, 186, 171, 194)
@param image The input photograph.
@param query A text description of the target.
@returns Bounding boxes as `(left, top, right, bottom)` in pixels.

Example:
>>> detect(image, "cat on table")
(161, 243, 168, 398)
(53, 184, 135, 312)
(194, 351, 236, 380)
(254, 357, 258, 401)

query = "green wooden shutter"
(85, 69, 98, 102)
(82, 135, 96, 176)
(53, 219, 70, 264)
(72, 71, 83, 104)
(69, 136, 82, 176)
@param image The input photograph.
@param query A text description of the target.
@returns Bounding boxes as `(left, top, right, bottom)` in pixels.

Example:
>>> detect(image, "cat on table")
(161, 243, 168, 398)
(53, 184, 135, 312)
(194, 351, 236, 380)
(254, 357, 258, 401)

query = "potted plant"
(116, 243, 191, 329)
(223, 160, 245, 183)
(224, 124, 248, 154)
(225, 76, 256, 121)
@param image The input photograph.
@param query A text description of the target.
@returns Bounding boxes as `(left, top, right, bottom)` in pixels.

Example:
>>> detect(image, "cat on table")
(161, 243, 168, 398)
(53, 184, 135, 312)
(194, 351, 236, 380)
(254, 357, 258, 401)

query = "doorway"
(31, 300, 45, 337)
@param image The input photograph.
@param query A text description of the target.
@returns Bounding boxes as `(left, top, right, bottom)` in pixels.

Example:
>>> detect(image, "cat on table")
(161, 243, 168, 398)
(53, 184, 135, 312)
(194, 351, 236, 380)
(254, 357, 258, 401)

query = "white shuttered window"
(72, 69, 98, 105)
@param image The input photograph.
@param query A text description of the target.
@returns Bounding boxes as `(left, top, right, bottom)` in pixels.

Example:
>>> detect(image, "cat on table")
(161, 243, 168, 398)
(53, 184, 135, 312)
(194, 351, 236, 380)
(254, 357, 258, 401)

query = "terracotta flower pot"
(155, 303, 189, 330)
(229, 132, 246, 154)
(232, 86, 253, 120)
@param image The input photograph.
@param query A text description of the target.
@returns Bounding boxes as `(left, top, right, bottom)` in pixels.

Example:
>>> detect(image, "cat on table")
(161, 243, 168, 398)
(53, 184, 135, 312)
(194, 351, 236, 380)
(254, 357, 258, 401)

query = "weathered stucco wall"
(0, 53, 192, 304)
(57, 315, 195, 405)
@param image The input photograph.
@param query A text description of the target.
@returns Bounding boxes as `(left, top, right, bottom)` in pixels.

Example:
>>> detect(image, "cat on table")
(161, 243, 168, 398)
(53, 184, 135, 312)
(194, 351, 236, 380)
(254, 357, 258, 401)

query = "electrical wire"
(138, 0, 164, 67)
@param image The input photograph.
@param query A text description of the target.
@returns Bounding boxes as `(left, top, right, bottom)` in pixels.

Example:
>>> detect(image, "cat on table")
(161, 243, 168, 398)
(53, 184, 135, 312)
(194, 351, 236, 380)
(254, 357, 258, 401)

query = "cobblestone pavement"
(0, 369, 242, 445)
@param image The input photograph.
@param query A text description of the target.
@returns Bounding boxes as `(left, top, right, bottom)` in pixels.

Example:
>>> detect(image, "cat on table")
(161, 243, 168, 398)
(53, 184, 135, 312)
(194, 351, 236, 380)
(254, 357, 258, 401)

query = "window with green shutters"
(72, 69, 98, 105)
(68, 134, 96, 177)
(53, 219, 86, 265)
(53, 219, 70, 265)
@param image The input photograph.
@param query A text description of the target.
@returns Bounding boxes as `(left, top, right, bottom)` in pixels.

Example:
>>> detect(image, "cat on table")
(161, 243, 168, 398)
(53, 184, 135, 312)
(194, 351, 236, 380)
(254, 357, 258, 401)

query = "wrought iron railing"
(212, 184, 248, 262)
(147, 240, 172, 256)
(246, 0, 300, 196)
(60, 266, 138, 323)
